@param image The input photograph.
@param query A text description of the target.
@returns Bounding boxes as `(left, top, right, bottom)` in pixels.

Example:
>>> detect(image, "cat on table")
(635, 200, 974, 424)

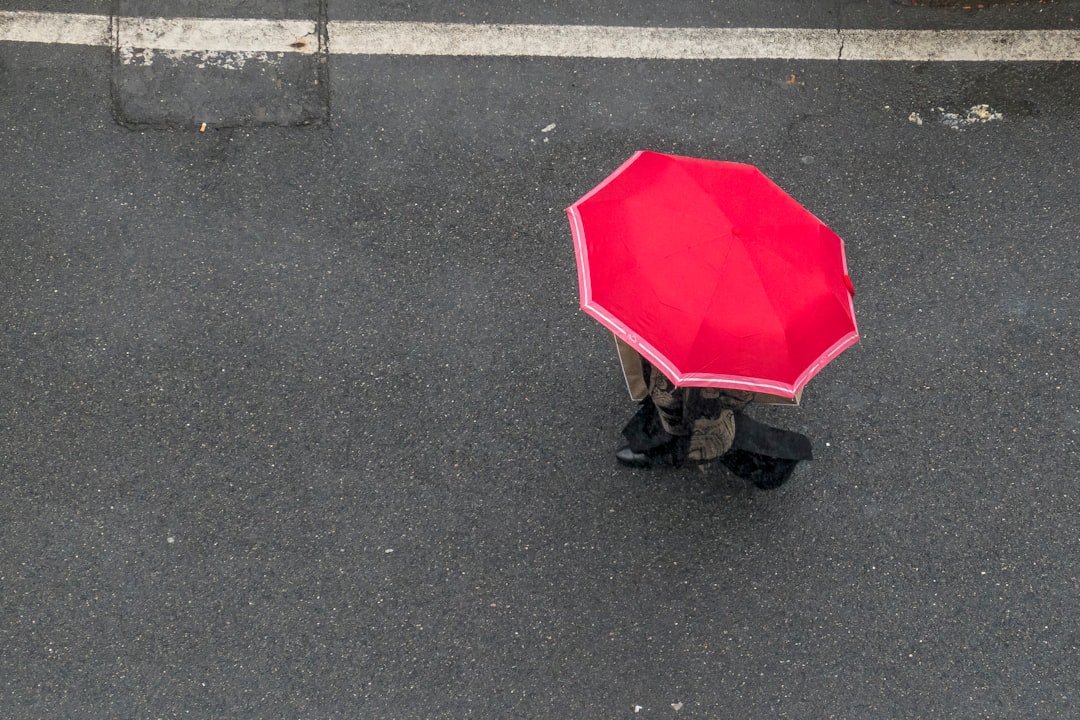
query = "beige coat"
(612, 335, 802, 405)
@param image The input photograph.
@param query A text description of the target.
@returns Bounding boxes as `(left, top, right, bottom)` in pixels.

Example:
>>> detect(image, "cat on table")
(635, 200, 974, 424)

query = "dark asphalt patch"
(110, 0, 329, 129)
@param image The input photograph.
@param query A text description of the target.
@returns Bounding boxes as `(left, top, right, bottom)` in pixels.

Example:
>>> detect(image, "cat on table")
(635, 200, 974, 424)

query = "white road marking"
(2, 11, 1079, 62)
(839, 27, 1080, 61)
(0, 11, 108, 46)
(331, 22, 846, 59)
(332, 22, 1080, 62)
(116, 15, 317, 55)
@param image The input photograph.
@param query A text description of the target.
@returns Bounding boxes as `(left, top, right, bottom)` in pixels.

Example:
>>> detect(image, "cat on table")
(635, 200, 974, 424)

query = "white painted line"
(333, 23, 1080, 61)
(0, 11, 108, 46)
(330, 22, 844, 60)
(840, 28, 1080, 62)
(117, 16, 317, 55)
(2, 11, 1079, 62)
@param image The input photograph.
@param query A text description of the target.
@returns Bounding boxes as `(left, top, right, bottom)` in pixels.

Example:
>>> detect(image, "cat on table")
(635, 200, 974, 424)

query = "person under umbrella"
(567, 151, 859, 489)
(611, 336, 812, 490)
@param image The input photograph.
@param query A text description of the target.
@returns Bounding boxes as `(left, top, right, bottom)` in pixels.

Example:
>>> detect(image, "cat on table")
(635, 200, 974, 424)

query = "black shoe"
(615, 446, 653, 468)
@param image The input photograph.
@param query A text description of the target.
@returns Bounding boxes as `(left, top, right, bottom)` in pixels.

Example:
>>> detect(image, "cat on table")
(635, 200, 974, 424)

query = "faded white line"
(0, 11, 108, 46)
(332, 21, 1080, 61)
(839, 28, 1080, 62)
(116, 15, 317, 54)
(331, 22, 844, 59)
(2, 11, 1079, 62)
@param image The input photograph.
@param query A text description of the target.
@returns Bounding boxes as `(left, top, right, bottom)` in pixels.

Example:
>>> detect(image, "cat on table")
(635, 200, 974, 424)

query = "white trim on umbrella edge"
(566, 153, 860, 399)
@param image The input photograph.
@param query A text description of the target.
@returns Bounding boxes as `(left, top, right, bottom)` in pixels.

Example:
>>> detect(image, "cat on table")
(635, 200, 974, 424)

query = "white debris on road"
(909, 104, 1003, 130)
(941, 104, 1003, 129)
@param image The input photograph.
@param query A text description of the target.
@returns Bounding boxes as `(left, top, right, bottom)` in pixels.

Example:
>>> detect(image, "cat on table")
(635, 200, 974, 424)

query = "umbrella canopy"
(567, 150, 859, 400)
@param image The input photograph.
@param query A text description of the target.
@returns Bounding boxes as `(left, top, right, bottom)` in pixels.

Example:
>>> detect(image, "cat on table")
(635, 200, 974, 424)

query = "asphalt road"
(2, 2, 1078, 718)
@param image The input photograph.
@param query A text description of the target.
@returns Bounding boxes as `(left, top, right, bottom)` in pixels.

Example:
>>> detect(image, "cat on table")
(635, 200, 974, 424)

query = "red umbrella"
(567, 150, 858, 400)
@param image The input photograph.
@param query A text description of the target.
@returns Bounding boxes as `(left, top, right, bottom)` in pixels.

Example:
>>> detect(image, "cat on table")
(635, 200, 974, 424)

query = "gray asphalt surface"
(2, 2, 1078, 718)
